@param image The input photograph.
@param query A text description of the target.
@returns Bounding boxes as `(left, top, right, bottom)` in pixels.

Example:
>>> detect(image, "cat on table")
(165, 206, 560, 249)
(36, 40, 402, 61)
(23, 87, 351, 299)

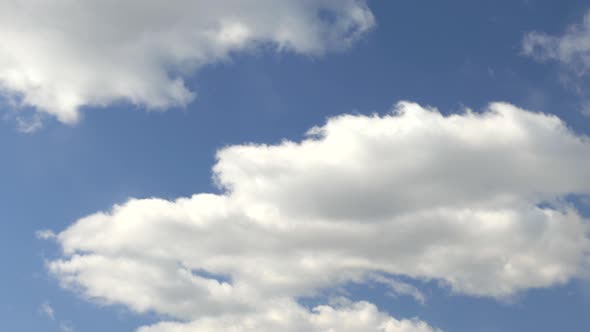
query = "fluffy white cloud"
(0, 0, 374, 124)
(138, 300, 439, 332)
(46, 102, 590, 331)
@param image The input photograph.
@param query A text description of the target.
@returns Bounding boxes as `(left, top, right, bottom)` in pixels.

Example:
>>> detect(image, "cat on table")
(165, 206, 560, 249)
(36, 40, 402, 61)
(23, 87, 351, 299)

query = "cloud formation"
(523, 10, 590, 113)
(39, 301, 76, 332)
(523, 11, 590, 75)
(46, 102, 590, 331)
(138, 300, 440, 332)
(0, 0, 374, 124)
(39, 302, 55, 320)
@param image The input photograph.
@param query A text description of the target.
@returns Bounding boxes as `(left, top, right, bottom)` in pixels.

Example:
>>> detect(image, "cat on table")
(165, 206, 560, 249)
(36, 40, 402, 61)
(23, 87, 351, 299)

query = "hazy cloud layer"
(0, 0, 374, 124)
(47, 102, 590, 331)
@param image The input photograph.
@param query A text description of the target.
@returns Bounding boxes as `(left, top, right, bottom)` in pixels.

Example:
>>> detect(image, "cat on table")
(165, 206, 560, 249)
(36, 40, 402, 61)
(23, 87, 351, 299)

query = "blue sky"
(2, 1, 590, 331)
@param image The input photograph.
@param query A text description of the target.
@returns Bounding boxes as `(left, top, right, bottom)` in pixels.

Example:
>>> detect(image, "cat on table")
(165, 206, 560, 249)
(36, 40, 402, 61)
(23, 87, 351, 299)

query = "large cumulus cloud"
(45, 102, 590, 331)
(0, 0, 374, 124)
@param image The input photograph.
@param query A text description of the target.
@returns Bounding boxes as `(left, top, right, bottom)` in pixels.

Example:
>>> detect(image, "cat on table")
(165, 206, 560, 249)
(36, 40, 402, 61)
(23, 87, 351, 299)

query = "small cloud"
(371, 275, 427, 305)
(39, 301, 76, 332)
(39, 302, 55, 320)
(16, 113, 43, 133)
(522, 10, 590, 114)
(59, 321, 75, 332)
(36, 230, 56, 240)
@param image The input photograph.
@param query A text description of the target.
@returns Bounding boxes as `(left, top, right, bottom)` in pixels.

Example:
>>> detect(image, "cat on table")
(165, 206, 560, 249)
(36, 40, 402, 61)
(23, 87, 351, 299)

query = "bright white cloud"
(46, 102, 590, 331)
(0, 0, 374, 124)
(522, 10, 590, 112)
(138, 300, 440, 332)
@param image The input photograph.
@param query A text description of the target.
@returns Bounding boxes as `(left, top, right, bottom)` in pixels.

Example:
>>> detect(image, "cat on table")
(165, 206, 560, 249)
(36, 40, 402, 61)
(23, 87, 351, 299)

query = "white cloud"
(39, 301, 76, 332)
(46, 102, 590, 331)
(523, 11, 590, 75)
(370, 276, 426, 305)
(0, 0, 374, 124)
(138, 300, 440, 332)
(522, 10, 590, 113)
(39, 302, 55, 320)
(16, 113, 42, 133)
(59, 321, 75, 332)
(36, 230, 56, 240)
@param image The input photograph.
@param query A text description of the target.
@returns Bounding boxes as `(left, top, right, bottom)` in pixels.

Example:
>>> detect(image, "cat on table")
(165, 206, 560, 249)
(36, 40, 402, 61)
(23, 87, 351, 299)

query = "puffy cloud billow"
(0, 0, 374, 124)
(46, 102, 590, 331)
(137, 300, 440, 332)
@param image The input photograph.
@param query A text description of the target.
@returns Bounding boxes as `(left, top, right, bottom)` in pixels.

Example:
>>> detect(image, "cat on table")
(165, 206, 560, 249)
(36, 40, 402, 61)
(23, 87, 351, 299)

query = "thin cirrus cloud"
(44, 102, 590, 332)
(0, 0, 374, 124)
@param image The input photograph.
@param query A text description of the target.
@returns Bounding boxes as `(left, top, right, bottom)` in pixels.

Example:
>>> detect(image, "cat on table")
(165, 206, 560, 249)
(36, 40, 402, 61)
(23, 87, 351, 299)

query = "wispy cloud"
(59, 321, 75, 332)
(39, 302, 55, 320)
(16, 114, 43, 134)
(36, 230, 56, 240)
(39, 301, 76, 332)
(523, 10, 590, 114)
